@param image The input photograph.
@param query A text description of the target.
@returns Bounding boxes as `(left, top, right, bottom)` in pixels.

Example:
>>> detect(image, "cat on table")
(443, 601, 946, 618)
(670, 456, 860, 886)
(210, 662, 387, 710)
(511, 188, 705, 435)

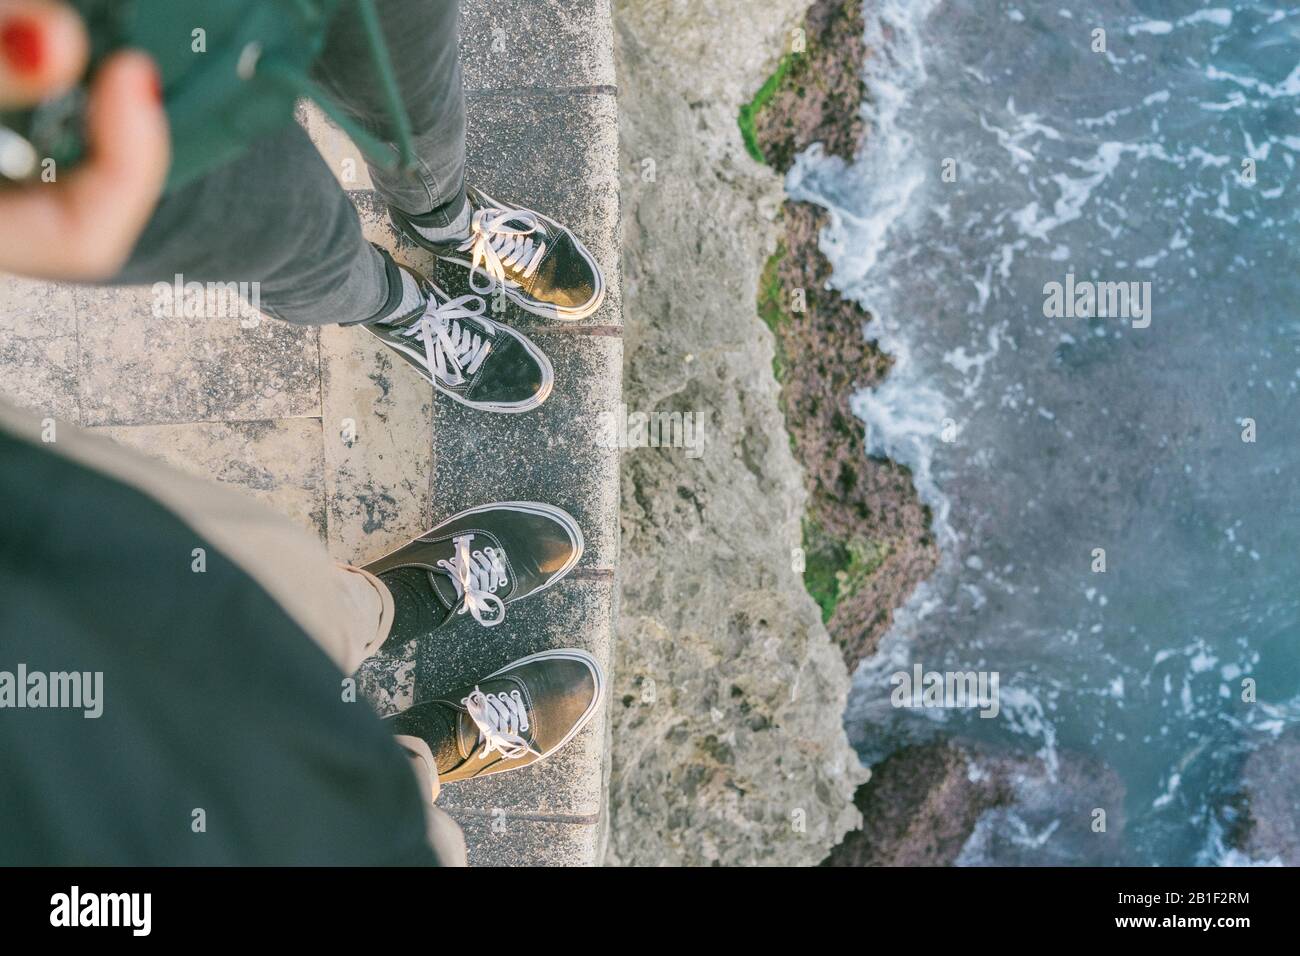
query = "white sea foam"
(1202, 813, 1285, 867)
(1151, 771, 1182, 809)
(999, 686, 1061, 780)
(787, 0, 952, 540)
(1128, 20, 1173, 36)
(1181, 9, 1233, 29)
(1219, 849, 1283, 867)
(1205, 61, 1300, 98)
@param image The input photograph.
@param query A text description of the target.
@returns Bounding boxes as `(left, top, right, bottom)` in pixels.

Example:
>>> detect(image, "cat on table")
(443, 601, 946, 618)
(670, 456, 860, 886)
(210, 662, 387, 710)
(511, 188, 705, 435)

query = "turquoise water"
(789, 0, 1300, 864)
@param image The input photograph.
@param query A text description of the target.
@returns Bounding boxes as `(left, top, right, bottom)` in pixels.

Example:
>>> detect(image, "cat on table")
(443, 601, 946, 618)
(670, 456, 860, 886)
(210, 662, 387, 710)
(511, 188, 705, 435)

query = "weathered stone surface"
(460, 0, 616, 93)
(356, 637, 419, 718)
(0, 277, 80, 422)
(318, 322, 435, 566)
(607, 0, 866, 866)
(427, 333, 621, 571)
(297, 102, 374, 192)
(452, 812, 600, 866)
(74, 285, 320, 427)
(96, 419, 328, 540)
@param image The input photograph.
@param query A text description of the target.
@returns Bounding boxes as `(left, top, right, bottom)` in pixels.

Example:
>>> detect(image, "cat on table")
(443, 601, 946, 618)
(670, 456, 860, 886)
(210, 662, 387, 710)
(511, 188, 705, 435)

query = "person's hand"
(0, 0, 169, 280)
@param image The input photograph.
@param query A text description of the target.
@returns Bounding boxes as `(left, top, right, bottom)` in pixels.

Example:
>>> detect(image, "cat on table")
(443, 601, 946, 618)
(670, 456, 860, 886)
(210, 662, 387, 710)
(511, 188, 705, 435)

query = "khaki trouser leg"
(0, 401, 467, 865)
(395, 734, 468, 867)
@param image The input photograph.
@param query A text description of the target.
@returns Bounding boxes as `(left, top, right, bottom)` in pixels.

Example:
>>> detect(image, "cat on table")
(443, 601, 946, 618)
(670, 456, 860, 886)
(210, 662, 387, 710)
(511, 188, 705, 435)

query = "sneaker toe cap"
(509, 510, 580, 583)
(469, 336, 549, 407)
(531, 238, 598, 310)
(523, 655, 601, 749)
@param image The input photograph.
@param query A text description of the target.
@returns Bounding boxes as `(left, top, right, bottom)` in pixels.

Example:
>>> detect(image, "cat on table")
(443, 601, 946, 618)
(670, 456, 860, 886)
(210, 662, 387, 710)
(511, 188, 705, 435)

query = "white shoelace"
(458, 205, 549, 296)
(462, 686, 540, 760)
(397, 293, 492, 387)
(436, 533, 508, 627)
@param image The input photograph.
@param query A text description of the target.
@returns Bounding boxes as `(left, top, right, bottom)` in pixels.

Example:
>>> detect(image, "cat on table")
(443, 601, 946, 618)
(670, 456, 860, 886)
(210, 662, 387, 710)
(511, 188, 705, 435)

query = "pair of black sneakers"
(361, 189, 606, 784)
(365, 185, 604, 413)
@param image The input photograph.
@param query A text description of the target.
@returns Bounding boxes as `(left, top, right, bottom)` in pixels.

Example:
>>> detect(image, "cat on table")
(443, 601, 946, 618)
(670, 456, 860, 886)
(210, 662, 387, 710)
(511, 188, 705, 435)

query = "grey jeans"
(113, 0, 466, 327)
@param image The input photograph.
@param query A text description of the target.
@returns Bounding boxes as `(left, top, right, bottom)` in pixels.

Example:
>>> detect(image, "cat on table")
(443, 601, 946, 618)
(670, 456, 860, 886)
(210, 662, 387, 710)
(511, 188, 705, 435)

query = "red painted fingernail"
(134, 57, 162, 104)
(1, 16, 45, 75)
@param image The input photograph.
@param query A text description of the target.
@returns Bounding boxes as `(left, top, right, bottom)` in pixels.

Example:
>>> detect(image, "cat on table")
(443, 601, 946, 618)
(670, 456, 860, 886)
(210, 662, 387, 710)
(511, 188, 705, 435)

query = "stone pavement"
(0, 0, 620, 866)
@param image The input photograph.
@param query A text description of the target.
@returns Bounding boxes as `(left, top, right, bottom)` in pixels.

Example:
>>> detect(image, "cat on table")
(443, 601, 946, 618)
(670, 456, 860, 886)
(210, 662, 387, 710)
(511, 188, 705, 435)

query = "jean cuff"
(397, 180, 469, 230)
(341, 245, 407, 327)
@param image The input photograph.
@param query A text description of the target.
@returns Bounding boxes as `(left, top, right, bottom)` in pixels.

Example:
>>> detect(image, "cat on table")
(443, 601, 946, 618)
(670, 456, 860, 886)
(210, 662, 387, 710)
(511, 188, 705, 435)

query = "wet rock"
(823, 741, 1012, 867)
(766, 201, 940, 669)
(954, 749, 1129, 866)
(1231, 728, 1300, 865)
(750, 0, 868, 170)
(824, 740, 1128, 866)
(743, 0, 939, 671)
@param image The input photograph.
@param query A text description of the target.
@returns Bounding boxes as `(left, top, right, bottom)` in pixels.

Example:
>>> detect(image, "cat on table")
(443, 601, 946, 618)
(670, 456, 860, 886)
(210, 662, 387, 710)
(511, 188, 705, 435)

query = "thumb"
(56, 50, 170, 274)
(0, 49, 169, 280)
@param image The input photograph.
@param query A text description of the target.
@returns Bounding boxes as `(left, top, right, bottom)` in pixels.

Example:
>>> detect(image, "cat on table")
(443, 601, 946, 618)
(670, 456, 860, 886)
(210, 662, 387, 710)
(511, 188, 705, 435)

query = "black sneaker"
(385, 649, 604, 783)
(390, 185, 606, 321)
(364, 501, 583, 629)
(363, 276, 553, 413)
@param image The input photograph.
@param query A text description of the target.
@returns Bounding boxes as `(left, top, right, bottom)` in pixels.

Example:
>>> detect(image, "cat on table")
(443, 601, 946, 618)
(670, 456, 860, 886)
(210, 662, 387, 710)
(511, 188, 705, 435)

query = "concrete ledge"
(301, 0, 623, 865)
(391, 0, 622, 865)
(453, 813, 602, 867)
(459, 0, 616, 93)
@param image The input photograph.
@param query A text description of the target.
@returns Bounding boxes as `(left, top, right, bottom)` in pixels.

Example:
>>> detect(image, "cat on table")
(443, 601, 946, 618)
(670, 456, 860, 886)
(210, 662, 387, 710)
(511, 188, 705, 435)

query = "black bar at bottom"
(0, 865, 1283, 938)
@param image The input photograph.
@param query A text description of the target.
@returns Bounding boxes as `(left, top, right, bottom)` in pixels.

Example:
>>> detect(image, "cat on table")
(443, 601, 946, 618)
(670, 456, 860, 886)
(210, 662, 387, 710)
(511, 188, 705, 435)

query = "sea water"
(787, 0, 1300, 864)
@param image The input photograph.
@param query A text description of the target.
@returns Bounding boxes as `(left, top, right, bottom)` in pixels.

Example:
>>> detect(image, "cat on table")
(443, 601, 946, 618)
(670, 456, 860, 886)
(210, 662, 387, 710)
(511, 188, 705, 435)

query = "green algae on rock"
(762, 201, 937, 667)
(738, 0, 867, 170)
(802, 518, 890, 625)
(738, 54, 798, 164)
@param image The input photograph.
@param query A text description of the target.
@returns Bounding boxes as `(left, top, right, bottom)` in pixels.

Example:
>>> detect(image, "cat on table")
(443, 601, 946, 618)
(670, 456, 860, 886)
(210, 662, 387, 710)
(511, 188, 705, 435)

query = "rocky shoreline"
(606, 0, 866, 866)
(606, 0, 969, 868)
(749, 0, 938, 680)
(741, 0, 966, 865)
